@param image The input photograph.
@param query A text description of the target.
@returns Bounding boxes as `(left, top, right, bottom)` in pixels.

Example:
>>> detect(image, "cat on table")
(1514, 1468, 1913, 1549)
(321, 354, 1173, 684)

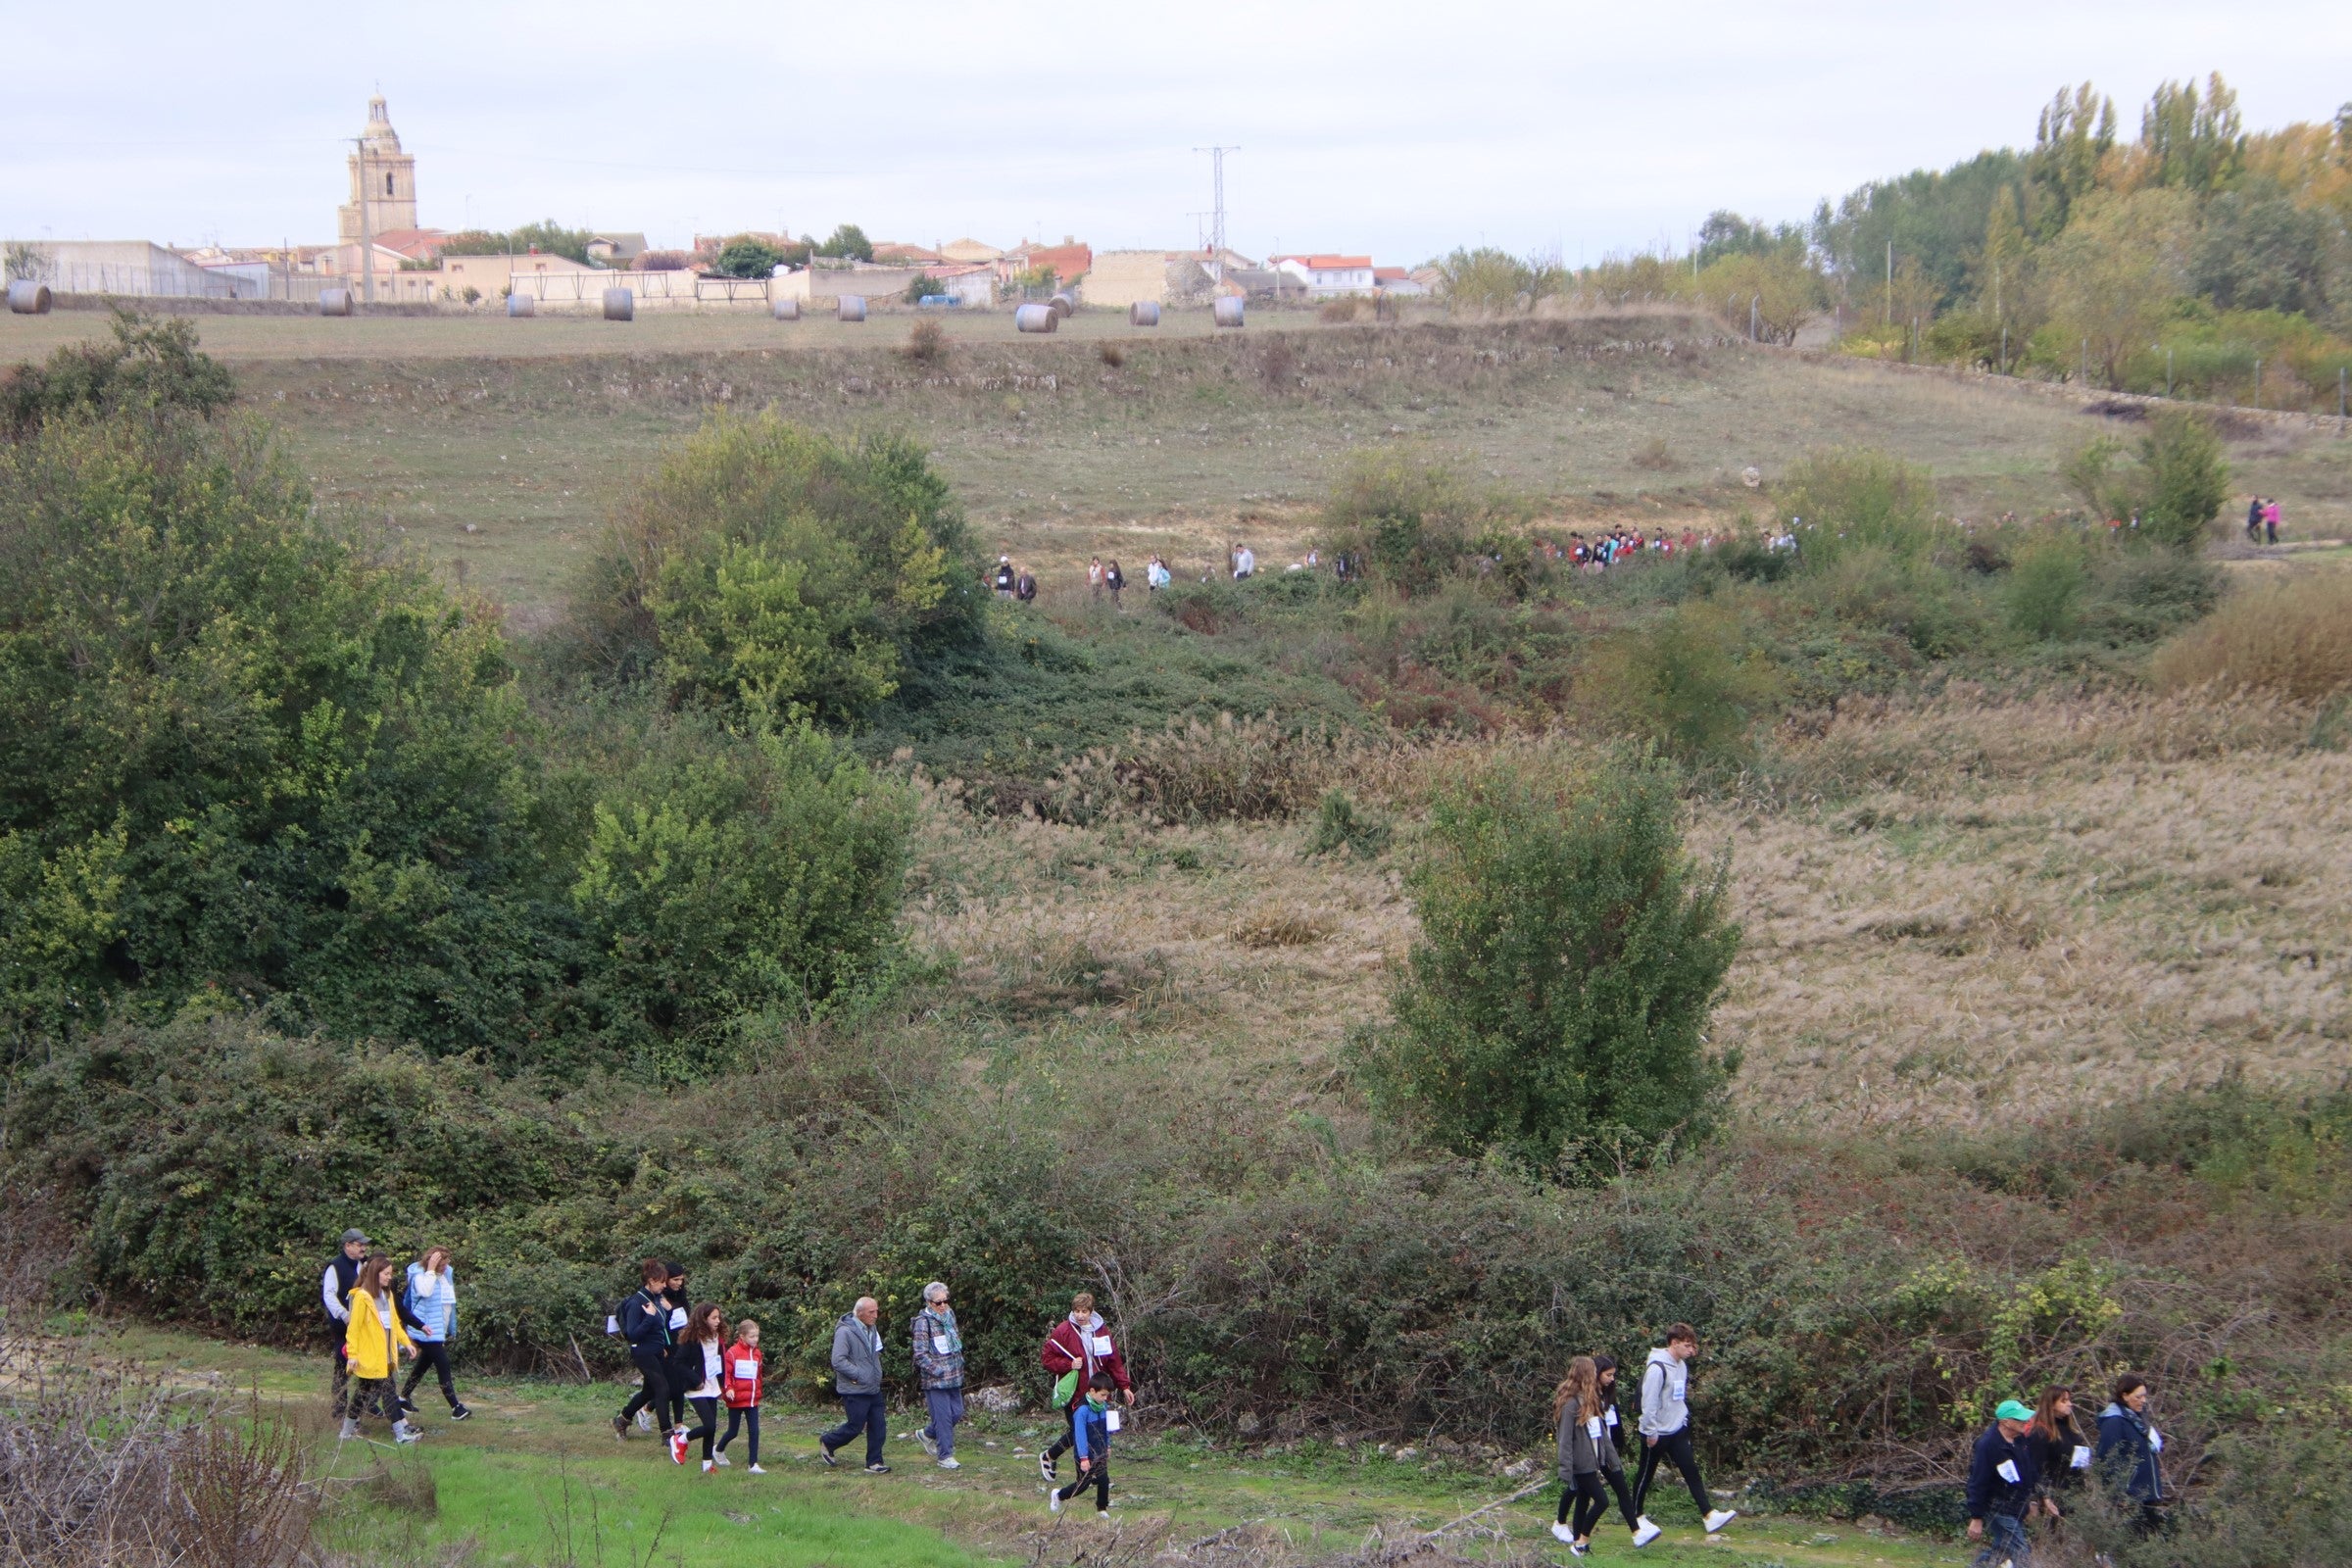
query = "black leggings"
(1633, 1427, 1712, 1516)
(1559, 1473, 1602, 1535)
(1055, 1459, 1110, 1512)
(401, 1342, 459, 1410)
(1600, 1465, 1641, 1531)
(619, 1346, 673, 1434)
(681, 1396, 718, 1460)
(1045, 1403, 1080, 1460)
(718, 1405, 760, 1465)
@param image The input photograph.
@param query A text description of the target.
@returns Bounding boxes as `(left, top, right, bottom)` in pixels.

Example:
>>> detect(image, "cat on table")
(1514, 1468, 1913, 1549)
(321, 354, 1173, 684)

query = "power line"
(1192, 145, 1237, 281)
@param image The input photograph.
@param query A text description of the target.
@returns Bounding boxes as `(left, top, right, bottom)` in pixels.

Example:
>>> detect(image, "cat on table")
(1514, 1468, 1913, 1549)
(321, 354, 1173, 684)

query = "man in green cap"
(1965, 1398, 2042, 1565)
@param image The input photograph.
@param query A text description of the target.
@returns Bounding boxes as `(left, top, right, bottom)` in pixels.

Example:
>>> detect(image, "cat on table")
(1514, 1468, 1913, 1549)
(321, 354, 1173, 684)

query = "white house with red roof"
(1270, 253, 1376, 296)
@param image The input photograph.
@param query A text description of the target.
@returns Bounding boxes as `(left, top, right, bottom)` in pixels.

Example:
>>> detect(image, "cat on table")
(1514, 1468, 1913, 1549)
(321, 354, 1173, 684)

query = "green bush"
(2004, 533, 2091, 640)
(1796, 545, 1983, 657)
(1777, 448, 1946, 567)
(1302, 788, 1392, 858)
(2136, 407, 2230, 552)
(568, 416, 981, 720)
(570, 719, 911, 1071)
(710, 238, 784, 279)
(1, 310, 233, 437)
(1356, 752, 1740, 1175)
(1574, 602, 1783, 766)
(1316, 451, 1498, 597)
(0, 411, 563, 1057)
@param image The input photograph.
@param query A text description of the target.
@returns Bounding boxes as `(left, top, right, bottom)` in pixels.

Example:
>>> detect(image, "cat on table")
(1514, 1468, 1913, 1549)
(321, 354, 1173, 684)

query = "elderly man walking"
(818, 1296, 890, 1474)
(911, 1281, 967, 1469)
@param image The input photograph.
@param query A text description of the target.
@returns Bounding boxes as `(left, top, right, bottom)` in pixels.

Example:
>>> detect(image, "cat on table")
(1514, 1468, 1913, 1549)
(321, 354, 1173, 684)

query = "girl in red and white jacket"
(715, 1319, 765, 1474)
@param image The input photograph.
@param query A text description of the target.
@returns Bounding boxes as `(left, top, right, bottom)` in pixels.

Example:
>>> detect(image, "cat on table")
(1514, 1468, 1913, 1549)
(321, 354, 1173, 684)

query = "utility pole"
(1193, 145, 1238, 284)
(1885, 240, 1892, 326)
(351, 134, 374, 306)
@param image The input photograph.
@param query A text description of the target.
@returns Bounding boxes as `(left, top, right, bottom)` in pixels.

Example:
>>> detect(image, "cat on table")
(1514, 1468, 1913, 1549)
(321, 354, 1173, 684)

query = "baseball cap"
(341, 1228, 369, 1246)
(1995, 1399, 2034, 1423)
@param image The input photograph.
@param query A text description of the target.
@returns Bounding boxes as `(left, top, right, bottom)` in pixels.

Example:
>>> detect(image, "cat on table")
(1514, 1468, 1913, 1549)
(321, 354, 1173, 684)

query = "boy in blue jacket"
(1049, 1374, 1117, 1515)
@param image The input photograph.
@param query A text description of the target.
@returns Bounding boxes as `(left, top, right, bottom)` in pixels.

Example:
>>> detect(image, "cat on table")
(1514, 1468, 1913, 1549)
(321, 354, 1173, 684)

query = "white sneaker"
(1570, 1545, 1590, 1559)
(1048, 1492, 1062, 1514)
(1550, 1523, 1575, 1544)
(712, 1453, 731, 1466)
(702, 1459, 714, 1474)
(636, 1409, 654, 1432)
(1704, 1508, 1738, 1534)
(918, 1428, 938, 1458)
(393, 1422, 421, 1446)
(1633, 1518, 1663, 1547)
(747, 1464, 766, 1475)
(338, 1418, 360, 1441)
(937, 1457, 961, 1470)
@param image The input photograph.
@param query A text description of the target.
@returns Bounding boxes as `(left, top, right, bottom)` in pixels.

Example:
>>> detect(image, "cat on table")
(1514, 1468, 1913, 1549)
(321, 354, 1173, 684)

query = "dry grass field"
(8, 306, 2348, 622)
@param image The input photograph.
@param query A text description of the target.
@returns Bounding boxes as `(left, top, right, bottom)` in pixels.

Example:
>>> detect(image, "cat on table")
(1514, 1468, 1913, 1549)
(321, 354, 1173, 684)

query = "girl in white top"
(673, 1303, 727, 1471)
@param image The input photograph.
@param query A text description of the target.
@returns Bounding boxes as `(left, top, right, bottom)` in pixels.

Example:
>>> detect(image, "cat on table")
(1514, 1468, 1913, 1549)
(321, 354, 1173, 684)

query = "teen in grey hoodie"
(817, 1297, 890, 1472)
(1632, 1326, 1737, 1535)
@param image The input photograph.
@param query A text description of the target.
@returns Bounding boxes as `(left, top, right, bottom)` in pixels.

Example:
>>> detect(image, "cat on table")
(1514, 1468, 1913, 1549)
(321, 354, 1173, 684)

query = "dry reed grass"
(906, 687, 2350, 1131)
(2150, 573, 2352, 700)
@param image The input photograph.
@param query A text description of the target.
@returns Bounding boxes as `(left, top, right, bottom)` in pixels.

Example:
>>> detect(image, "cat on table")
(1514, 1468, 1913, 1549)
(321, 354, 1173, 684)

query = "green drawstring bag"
(1052, 1369, 1080, 1408)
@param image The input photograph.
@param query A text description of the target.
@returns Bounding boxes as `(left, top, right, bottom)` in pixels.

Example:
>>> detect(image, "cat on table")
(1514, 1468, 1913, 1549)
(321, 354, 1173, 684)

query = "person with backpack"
(1553, 1355, 1642, 1555)
(339, 1252, 421, 1445)
(818, 1296, 890, 1473)
(1048, 1373, 1119, 1515)
(1592, 1354, 1662, 1547)
(2095, 1374, 2166, 1534)
(1966, 1398, 2041, 1566)
(662, 1263, 692, 1431)
(1015, 568, 1037, 604)
(1633, 1325, 1737, 1536)
(671, 1301, 727, 1471)
(612, 1259, 679, 1446)
(716, 1318, 766, 1474)
(321, 1228, 369, 1415)
(911, 1281, 966, 1470)
(399, 1247, 470, 1421)
(1103, 559, 1125, 607)
(1040, 1292, 1132, 1482)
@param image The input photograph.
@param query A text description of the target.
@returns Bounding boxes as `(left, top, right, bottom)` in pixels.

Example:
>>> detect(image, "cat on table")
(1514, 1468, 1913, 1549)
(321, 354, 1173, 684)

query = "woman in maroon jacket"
(1038, 1292, 1131, 1481)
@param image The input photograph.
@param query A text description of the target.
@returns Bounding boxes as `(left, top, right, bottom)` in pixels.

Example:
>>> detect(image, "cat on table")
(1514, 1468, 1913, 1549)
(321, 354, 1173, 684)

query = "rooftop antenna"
(1193, 145, 1238, 282)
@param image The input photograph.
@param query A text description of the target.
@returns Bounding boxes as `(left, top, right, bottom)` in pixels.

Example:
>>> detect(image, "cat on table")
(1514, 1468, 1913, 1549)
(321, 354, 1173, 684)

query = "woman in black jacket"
(2027, 1385, 2090, 1517)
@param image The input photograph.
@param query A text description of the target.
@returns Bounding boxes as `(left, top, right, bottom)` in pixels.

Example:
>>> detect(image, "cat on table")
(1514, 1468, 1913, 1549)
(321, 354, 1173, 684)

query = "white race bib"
(732, 1359, 759, 1381)
(1995, 1458, 2022, 1485)
(1090, 1335, 1113, 1357)
(1604, 1408, 1619, 1428)
(1586, 1417, 1602, 1442)
(605, 1314, 619, 1335)
(2071, 1446, 2093, 1470)
(1104, 1408, 1123, 1433)
(667, 1307, 687, 1329)
(933, 1335, 954, 1354)
(2148, 1429, 2163, 1452)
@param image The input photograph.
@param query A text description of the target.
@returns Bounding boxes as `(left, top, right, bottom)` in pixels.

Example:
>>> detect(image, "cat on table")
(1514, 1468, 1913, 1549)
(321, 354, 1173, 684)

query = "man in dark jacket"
(612, 1259, 677, 1444)
(1966, 1399, 2041, 1566)
(321, 1229, 368, 1413)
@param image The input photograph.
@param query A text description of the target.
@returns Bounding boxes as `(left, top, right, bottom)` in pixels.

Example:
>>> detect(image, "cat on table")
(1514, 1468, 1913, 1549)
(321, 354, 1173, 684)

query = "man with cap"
(1966, 1398, 2043, 1566)
(321, 1229, 369, 1413)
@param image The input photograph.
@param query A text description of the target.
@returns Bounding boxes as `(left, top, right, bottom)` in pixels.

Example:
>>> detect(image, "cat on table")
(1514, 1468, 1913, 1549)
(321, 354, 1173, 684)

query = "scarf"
(926, 1305, 962, 1353)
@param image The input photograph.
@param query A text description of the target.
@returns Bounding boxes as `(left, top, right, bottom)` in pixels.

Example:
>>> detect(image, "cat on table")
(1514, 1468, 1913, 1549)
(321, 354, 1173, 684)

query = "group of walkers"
(321, 1229, 2173, 1554)
(1965, 1375, 2170, 1567)
(319, 1229, 469, 1446)
(2244, 495, 2284, 544)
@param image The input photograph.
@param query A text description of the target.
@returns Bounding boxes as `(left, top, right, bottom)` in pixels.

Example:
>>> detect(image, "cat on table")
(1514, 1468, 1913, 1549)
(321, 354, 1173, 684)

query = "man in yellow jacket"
(341, 1253, 422, 1445)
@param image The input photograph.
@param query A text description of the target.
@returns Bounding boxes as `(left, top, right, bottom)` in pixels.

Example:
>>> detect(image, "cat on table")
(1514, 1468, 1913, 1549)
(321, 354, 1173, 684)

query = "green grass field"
(89, 1322, 1963, 1568)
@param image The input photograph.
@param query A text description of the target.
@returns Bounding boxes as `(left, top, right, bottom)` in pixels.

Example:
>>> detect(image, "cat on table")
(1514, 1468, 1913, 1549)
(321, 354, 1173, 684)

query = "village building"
(1271, 254, 1377, 297)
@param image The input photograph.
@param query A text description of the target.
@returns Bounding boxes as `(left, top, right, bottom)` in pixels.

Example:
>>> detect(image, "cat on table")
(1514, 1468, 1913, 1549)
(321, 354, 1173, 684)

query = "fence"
(503, 270, 774, 310)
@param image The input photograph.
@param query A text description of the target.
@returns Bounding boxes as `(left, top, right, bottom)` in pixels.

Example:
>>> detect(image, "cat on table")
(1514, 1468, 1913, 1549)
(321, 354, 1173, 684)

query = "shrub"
(1302, 787, 1392, 858)
(1, 309, 233, 437)
(710, 238, 784, 279)
(1572, 603, 1783, 767)
(2004, 533, 2091, 640)
(1355, 752, 1740, 1175)
(568, 415, 981, 719)
(1796, 544, 1981, 657)
(2135, 406, 2230, 552)
(2150, 574, 2352, 700)
(902, 318, 950, 365)
(0, 411, 563, 1058)
(1777, 448, 1945, 567)
(570, 720, 911, 1070)
(1048, 712, 1340, 824)
(1316, 451, 1493, 596)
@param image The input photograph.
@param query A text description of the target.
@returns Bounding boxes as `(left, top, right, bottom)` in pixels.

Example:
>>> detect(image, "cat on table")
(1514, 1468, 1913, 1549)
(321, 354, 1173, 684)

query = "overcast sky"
(4, 1, 2347, 264)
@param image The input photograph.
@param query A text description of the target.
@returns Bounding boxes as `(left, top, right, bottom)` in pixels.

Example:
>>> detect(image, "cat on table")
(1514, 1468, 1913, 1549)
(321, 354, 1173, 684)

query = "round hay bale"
(773, 296, 801, 320)
(1212, 296, 1246, 328)
(318, 288, 354, 317)
(506, 292, 536, 318)
(602, 287, 634, 321)
(837, 295, 867, 321)
(1014, 303, 1058, 334)
(1048, 291, 1077, 318)
(1128, 300, 1160, 327)
(6, 280, 53, 315)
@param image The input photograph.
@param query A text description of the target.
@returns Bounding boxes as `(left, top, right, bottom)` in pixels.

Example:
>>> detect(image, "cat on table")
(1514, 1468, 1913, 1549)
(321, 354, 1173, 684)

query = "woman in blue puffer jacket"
(401, 1247, 471, 1420)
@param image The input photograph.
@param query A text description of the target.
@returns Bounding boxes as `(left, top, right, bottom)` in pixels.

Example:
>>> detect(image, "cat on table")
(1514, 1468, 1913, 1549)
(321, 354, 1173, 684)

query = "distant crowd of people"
(318, 1231, 2175, 1550)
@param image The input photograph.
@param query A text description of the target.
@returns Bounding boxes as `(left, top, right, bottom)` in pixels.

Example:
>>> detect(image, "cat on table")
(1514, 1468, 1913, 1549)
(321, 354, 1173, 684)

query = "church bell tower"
(338, 95, 419, 241)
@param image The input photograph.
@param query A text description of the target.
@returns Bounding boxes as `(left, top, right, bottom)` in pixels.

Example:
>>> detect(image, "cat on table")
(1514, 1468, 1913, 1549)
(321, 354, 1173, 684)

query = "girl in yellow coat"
(341, 1253, 422, 1444)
